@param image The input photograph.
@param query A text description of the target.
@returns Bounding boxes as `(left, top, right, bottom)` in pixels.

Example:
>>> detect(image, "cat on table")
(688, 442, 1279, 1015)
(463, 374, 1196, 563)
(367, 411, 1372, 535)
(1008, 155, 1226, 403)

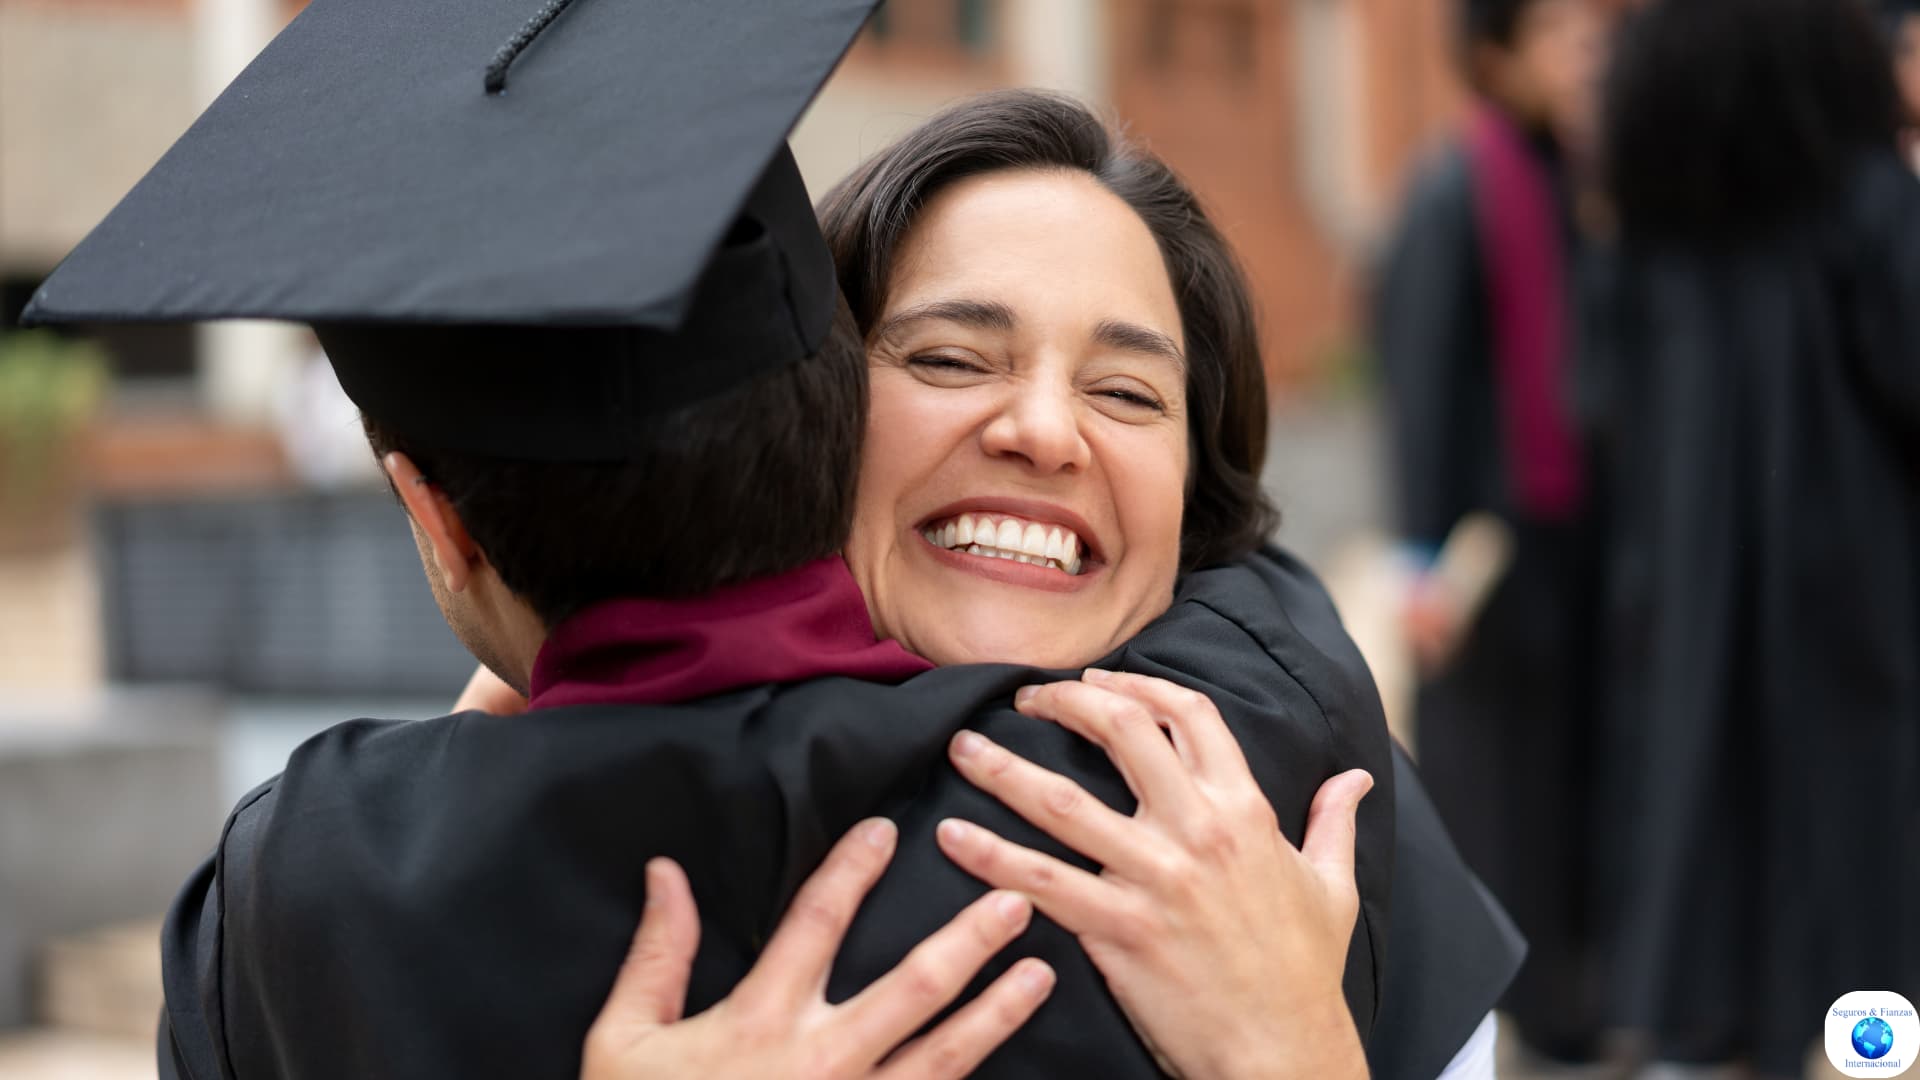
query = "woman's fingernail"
(862, 818, 896, 849)
(937, 818, 973, 847)
(643, 859, 664, 905)
(952, 730, 986, 760)
(1017, 959, 1055, 996)
(994, 891, 1029, 923)
(1082, 667, 1113, 682)
(1014, 685, 1039, 707)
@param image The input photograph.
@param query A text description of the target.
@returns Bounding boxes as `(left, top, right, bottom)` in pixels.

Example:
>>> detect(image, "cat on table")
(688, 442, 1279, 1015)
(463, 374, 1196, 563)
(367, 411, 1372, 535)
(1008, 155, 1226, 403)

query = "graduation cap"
(22, 0, 881, 460)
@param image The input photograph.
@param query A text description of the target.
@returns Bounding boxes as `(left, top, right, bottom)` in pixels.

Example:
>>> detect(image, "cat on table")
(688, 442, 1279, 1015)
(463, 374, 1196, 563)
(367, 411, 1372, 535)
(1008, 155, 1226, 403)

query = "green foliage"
(1313, 334, 1379, 403)
(0, 331, 109, 511)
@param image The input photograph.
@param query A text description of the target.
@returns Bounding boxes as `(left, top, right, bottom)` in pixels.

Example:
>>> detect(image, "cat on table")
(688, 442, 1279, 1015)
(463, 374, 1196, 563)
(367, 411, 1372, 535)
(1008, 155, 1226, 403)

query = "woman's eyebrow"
(874, 298, 1018, 341)
(1093, 319, 1185, 370)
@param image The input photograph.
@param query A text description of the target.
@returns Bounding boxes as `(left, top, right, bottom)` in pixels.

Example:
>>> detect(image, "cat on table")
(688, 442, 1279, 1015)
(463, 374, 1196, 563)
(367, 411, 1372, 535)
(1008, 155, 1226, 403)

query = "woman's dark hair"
(816, 90, 1278, 571)
(1603, 0, 1904, 247)
(362, 298, 865, 627)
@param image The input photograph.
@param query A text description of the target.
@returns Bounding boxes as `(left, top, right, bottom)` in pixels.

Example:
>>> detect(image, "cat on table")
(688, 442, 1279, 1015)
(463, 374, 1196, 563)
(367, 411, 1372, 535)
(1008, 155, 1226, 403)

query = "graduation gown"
(158, 548, 1517, 1079)
(1373, 125, 1605, 1058)
(1583, 151, 1920, 1076)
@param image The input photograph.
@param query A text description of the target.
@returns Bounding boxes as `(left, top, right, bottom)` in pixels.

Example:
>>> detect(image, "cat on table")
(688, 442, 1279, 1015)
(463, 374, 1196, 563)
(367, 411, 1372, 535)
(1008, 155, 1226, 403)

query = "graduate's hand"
(453, 664, 528, 716)
(937, 670, 1372, 1080)
(580, 818, 1056, 1080)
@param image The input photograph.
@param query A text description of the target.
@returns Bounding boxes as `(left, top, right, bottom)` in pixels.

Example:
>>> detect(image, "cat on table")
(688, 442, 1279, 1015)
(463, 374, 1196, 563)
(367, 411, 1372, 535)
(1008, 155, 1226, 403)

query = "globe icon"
(1852, 1016, 1895, 1060)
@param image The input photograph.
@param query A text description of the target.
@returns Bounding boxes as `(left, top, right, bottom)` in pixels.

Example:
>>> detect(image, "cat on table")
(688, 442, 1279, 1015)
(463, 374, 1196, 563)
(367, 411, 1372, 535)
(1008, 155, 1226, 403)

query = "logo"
(1828, 991, 1919, 1077)
(1857, 1018, 1898, 1060)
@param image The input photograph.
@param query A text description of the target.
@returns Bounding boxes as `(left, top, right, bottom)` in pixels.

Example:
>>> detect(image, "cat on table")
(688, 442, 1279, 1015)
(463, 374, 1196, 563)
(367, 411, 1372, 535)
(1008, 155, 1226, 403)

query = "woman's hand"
(581, 818, 1056, 1080)
(935, 669, 1372, 1080)
(453, 664, 529, 716)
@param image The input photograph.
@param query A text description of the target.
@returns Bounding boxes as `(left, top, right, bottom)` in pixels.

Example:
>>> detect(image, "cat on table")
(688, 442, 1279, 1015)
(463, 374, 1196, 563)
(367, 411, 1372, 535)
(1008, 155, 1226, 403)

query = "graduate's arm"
(155, 782, 278, 1080)
(156, 858, 220, 1080)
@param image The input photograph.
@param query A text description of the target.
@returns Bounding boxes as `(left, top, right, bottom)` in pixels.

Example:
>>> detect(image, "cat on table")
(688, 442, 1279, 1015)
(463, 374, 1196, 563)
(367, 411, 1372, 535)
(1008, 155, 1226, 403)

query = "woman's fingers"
(1012, 680, 1200, 817)
(741, 818, 897, 1009)
(947, 729, 1145, 873)
(842, 889, 1035, 1055)
(590, 858, 702, 1037)
(935, 817, 1141, 941)
(1080, 669, 1252, 787)
(1299, 770, 1374, 923)
(876, 958, 1056, 1080)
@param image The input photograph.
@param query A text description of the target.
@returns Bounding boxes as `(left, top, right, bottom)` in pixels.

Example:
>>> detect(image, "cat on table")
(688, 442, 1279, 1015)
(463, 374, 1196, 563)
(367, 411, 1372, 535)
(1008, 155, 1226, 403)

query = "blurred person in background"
(1587, 0, 1919, 1073)
(1370, 0, 1612, 1066)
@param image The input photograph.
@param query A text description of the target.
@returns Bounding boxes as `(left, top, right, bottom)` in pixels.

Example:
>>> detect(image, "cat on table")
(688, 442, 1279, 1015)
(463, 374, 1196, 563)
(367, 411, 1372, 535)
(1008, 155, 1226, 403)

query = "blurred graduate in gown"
(1586, 0, 1920, 1072)
(1371, 0, 1611, 1063)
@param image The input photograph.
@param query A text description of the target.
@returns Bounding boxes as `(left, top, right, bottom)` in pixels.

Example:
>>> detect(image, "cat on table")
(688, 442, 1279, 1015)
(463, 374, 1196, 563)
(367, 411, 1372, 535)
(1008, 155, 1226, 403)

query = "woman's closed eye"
(906, 351, 997, 383)
(1086, 376, 1174, 417)
(1098, 386, 1164, 412)
(910, 353, 984, 372)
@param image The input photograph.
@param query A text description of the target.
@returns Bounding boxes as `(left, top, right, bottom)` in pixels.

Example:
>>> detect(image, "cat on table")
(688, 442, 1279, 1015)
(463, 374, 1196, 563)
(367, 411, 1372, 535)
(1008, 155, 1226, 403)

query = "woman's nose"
(979, 380, 1092, 475)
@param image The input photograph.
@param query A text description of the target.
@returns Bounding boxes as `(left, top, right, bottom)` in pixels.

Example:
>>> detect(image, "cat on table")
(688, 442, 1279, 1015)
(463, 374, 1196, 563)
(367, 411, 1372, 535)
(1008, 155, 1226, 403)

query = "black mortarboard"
(22, 0, 879, 460)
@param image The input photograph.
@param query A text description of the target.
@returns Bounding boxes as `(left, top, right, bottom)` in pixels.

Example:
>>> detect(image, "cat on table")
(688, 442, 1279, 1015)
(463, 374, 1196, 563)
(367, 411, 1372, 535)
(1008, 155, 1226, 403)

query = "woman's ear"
(382, 451, 480, 593)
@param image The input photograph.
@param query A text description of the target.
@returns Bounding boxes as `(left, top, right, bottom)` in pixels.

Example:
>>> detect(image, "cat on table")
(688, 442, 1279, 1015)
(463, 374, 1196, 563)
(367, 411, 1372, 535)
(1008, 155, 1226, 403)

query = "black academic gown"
(158, 548, 1518, 1080)
(1583, 151, 1920, 1076)
(1373, 136, 1606, 1058)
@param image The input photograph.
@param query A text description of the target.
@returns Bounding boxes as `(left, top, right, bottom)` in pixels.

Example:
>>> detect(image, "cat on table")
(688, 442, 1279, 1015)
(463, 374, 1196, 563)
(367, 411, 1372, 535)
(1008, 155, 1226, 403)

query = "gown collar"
(527, 556, 932, 709)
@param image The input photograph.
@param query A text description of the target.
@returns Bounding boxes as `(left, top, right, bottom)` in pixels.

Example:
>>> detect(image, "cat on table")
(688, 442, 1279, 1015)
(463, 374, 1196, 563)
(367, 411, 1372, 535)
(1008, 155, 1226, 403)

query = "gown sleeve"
(156, 782, 279, 1080)
(1367, 746, 1527, 1080)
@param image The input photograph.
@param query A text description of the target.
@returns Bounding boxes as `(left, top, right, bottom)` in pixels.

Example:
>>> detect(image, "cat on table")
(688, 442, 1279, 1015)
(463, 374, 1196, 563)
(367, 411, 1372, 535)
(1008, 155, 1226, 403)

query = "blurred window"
(956, 0, 992, 51)
(866, 0, 995, 55)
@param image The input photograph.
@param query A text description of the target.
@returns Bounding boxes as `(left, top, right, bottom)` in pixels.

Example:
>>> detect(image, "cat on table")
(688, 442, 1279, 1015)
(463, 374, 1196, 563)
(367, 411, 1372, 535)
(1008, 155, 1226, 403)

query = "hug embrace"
(24, 1, 1522, 1077)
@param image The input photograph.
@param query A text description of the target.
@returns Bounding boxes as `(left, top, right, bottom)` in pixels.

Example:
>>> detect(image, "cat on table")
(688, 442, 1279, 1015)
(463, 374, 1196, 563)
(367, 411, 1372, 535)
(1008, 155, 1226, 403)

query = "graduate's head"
(818, 90, 1277, 669)
(353, 297, 866, 689)
(1457, 0, 1608, 146)
(16, 0, 892, 692)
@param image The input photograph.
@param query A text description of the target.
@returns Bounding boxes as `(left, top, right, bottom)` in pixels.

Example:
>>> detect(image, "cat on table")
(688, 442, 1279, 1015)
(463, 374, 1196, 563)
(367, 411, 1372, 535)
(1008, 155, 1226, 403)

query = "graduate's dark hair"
(1458, 0, 1543, 47)
(817, 90, 1278, 571)
(1451, 0, 1548, 94)
(1603, 0, 1904, 247)
(361, 297, 865, 627)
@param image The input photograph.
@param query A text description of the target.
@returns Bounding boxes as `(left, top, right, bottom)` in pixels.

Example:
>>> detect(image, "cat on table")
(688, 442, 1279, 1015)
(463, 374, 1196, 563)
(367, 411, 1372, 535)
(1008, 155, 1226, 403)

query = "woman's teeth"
(921, 513, 1085, 575)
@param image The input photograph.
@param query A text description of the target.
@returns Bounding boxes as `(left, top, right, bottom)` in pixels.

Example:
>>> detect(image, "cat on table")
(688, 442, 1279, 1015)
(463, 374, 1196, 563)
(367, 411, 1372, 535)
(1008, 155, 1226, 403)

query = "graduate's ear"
(382, 452, 482, 594)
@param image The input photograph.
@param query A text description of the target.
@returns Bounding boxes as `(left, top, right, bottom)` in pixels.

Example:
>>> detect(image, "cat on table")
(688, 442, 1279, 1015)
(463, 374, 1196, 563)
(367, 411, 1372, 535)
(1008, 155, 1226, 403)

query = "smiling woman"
(821, 91, 1275, 670)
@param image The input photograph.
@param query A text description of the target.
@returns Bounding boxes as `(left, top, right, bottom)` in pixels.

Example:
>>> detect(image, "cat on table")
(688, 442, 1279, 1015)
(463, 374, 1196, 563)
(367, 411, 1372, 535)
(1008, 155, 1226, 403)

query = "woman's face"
(844, 168, 1191, 669)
